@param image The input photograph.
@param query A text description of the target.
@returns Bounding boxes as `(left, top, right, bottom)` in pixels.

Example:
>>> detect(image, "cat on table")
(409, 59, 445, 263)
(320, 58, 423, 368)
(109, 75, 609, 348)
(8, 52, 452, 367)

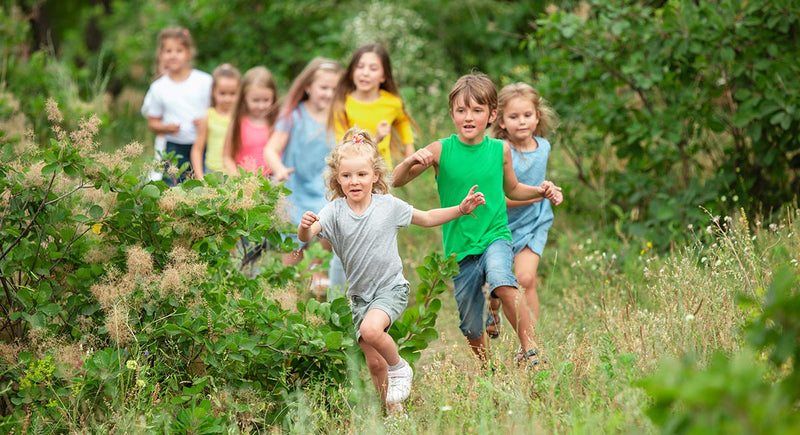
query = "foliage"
(390, 252, 459, 364)
(528, 0, 800, 247)
(0, 101, 455, 431)
(639, 265, 800, 434)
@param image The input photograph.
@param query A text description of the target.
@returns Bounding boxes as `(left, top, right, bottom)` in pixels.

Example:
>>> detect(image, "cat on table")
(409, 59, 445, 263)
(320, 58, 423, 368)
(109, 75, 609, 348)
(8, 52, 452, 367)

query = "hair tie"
(352, 133, 363, 144)
(182, 29, 190, 36)
(319, 62, 337, 70)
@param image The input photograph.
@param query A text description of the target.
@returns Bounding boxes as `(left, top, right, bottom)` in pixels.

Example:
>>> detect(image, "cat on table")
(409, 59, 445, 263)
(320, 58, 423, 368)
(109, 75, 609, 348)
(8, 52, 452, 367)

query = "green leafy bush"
(0, 100, 456, 431)
(528, 0, 800, 247)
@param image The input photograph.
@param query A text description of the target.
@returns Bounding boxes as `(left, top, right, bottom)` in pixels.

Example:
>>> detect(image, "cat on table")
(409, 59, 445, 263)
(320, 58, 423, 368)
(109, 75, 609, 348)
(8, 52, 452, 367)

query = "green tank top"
(437, 134, 511, 261)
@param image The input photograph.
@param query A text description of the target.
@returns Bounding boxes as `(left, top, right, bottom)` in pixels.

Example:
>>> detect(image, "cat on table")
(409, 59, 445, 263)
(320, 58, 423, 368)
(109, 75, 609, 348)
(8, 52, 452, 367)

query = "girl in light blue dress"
(487, 83, 561, 360)
(264, 57, 346, 300)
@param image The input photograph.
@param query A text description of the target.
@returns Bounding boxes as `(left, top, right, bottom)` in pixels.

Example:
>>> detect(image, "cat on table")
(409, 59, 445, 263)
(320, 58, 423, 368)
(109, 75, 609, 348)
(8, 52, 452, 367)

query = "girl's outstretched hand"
(541, 181, 563, 206)
(272, 166, 295, 182)
(299, 211, 320, 229)
(375, 120, 391, 143)
(459, 185, 486, 218)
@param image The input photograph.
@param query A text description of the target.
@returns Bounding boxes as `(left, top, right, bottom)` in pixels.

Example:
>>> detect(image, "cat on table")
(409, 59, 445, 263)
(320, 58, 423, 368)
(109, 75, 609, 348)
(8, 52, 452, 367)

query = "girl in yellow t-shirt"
(330, 43, 418, 170)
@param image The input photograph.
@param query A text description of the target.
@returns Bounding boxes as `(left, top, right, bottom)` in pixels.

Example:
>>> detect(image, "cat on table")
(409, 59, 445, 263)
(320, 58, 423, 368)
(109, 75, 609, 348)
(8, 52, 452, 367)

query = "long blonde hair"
(324, 127, 389, 200)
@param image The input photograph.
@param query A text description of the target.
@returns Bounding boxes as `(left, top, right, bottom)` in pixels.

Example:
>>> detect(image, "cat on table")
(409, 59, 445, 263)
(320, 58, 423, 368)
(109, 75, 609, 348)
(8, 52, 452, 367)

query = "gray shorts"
(350, 283, 410, 341)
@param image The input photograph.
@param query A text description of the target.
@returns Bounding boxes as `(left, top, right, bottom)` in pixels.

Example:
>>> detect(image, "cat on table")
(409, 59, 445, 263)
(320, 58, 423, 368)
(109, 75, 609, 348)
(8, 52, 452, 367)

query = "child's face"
(213, 77, 239, 114)
(450, 96, 497, 145)
(498, 96, 539, 145)
(160, 38, 191, 75)
(337, 154, 378, 207)
(352, 52, 385, 94)
(305, 70, 339, 113)
(244, 86, 275, 120)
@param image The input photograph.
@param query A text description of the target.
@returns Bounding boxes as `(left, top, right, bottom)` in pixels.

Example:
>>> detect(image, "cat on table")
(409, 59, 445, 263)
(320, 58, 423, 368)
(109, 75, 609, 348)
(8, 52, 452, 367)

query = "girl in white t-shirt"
(141, 27, 212, 185)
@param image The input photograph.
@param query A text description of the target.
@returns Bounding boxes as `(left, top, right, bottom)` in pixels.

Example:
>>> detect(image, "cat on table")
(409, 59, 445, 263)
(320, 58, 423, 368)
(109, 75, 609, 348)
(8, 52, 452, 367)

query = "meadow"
(2, 1, 799, 432)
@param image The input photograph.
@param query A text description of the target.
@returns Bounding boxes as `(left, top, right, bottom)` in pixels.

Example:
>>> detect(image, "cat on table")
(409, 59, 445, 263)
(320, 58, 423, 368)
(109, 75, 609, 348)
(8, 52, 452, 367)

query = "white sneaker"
(385, 360, 413, 405)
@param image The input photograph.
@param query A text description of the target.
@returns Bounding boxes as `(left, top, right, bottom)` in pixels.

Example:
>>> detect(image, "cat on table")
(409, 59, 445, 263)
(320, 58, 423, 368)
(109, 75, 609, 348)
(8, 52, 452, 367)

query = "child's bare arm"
(190, 117, 208, 179)
(298, 211, 323, 242)
(502, 143, 548, 201)
(411, 185, 485, 227)
(146, 116, 180, 135)
(264, 130, 294, 182)
(392, 141, 442, 187)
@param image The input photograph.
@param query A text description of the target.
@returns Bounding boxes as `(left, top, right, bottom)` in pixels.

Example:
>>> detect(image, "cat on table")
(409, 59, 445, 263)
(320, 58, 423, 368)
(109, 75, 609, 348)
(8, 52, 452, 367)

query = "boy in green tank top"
(392, 73, 563, 367)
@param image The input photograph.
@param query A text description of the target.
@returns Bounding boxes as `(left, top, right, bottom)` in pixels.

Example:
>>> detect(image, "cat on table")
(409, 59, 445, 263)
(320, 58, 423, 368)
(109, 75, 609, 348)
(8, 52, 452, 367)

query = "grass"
(251, 138, 796, 433)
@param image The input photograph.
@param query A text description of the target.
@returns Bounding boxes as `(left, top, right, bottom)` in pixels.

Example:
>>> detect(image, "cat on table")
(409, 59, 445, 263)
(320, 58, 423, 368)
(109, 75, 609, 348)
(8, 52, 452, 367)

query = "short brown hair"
(448, 73, 497, 112)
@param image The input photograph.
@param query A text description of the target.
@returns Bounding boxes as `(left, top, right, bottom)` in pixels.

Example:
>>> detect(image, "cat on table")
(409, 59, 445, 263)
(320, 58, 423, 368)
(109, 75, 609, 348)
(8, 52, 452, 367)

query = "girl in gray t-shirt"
(298, 128, 485, 411)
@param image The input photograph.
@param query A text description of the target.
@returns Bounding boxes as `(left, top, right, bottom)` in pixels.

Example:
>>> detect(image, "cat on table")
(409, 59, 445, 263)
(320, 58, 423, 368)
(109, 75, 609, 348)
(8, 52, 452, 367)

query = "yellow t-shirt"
(205, 107, 230, 173)
(334, 90, 414, 170)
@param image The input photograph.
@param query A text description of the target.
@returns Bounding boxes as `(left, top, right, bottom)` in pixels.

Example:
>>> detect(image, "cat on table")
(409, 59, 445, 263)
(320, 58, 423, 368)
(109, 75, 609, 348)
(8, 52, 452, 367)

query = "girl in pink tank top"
(223, 66, 279, 177)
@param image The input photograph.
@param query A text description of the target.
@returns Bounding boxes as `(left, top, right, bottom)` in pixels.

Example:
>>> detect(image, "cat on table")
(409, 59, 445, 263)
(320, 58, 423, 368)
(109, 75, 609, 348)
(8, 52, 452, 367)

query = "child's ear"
(489, 109, 498, 124)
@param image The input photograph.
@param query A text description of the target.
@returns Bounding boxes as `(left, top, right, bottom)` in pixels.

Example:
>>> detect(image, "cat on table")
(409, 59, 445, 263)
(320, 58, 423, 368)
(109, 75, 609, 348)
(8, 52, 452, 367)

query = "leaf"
(324, 331, 343, 349)
(88, 205, 104, 219)
(142, 184, 161, 198)
(39, 303, 61, 317)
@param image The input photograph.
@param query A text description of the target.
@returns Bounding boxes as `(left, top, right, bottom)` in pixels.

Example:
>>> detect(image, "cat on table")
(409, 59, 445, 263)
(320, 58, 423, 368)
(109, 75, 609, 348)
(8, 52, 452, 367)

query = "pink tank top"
(236, 117, 271, 176)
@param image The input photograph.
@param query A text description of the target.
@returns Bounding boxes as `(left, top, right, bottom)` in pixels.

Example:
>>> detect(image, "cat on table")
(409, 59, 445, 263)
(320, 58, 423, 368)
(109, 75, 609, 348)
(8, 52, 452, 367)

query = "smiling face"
(352, 52, 385, 96)
(244, 86, 275, 121)
(336, 153, 378, 209)
(498, 96, 539, 148)
(213, 76, 239, 115)
(305, 70, 339, 113)
(450, 96, 497, 145)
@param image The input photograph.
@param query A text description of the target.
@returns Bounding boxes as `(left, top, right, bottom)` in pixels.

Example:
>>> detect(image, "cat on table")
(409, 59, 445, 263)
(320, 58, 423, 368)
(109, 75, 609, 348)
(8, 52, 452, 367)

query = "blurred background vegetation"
(3, 0, 798, 252)
(2, 1, 800, 432)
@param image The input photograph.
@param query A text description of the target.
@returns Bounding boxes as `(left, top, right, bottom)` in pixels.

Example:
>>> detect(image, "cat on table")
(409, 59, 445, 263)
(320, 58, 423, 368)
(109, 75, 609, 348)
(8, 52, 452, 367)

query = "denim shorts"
(453, 238, 518, 340)
(350, 283, 409, 341)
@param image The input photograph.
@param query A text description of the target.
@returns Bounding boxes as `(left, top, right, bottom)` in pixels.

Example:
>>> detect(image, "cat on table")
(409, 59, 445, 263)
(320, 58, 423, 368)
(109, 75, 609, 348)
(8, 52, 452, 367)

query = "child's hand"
(300, 211, 319, 229)
(408, 148, 435, 168)
(541, 181, 563, 206)
(459, 185, 486, 218)
(165, 123, 180, 134)
(272, 166, 295, 182)
(375, 121, 391, 143)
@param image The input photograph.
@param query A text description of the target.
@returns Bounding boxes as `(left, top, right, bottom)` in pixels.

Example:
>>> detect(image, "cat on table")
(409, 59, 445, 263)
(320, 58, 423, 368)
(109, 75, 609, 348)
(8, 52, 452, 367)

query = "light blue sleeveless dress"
(506, 137, 554, 256)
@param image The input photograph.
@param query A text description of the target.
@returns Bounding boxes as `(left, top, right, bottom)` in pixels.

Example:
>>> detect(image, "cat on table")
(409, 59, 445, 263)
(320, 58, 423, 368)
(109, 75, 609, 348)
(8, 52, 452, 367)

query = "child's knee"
(359, 323, 383, 344)
(517, 273, 536, 291)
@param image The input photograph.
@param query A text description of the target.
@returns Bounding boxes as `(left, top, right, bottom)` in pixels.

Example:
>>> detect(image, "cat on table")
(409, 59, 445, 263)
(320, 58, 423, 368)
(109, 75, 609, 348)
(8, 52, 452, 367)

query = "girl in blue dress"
(487, 83, 562, 355)
(264, 57, 346, 299)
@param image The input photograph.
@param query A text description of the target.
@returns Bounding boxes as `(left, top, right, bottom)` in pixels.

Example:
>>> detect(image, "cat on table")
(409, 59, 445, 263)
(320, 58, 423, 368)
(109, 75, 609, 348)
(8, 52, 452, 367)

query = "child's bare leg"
(359, 339, 388, 404)
(467, 335, 488, 361)
(514, 248, 541, 322)
(282, 248, 304, 266)
(493, 285, 538, 352)
(359, 309, 400, 366)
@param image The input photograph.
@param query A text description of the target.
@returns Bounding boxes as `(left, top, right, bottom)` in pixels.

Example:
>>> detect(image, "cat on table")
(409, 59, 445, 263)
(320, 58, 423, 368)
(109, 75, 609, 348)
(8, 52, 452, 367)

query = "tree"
(529, 0, 800, 245)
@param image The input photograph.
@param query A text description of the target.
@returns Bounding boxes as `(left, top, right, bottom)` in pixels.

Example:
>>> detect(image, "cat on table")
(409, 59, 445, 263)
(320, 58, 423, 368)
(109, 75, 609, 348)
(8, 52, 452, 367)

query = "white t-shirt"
(141, 69, 212, 144)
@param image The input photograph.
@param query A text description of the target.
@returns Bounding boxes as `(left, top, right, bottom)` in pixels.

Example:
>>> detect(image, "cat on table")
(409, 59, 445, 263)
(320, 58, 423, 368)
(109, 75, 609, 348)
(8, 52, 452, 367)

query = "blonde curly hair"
(324, 127, 390, 200)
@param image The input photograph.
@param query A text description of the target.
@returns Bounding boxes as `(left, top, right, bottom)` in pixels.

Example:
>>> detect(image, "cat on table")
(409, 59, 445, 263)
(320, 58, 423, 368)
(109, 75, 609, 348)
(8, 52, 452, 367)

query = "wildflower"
(126, 360, 138, 370)
(685, 314, 695, 321)
(441, 406, 452, 412)
(137, 379, 146, 388)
